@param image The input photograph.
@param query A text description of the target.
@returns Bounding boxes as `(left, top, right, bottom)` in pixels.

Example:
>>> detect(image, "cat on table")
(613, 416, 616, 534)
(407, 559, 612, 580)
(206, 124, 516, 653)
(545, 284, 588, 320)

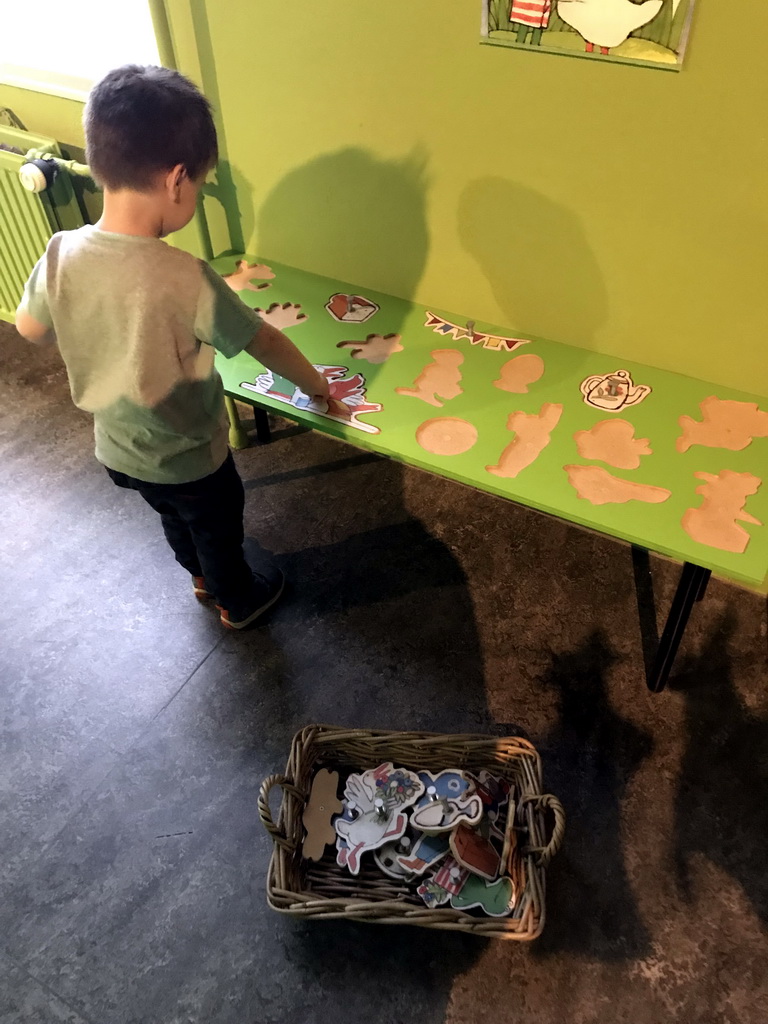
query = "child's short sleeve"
(195, 262, 264, 358)
(19, 252, 53, 328)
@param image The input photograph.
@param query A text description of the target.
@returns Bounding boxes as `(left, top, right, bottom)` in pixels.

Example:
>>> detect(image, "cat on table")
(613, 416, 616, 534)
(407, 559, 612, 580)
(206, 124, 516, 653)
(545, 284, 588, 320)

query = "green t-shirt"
(19, 226, 263, 483)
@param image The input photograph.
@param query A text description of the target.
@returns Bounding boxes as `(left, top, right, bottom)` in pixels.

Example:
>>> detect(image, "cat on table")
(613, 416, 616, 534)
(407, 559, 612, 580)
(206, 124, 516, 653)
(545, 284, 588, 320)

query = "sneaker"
(192, 575, 212, 601)
(218, 566, 285, 630)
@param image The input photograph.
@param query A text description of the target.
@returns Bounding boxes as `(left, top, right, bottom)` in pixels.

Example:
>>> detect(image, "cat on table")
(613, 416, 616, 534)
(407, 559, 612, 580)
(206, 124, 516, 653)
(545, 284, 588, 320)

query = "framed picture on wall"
(481, 0, 696, 71)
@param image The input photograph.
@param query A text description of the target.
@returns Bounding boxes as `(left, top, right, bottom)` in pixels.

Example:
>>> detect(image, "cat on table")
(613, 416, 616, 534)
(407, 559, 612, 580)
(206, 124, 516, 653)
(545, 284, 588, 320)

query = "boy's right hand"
(305, 369, 331, 404)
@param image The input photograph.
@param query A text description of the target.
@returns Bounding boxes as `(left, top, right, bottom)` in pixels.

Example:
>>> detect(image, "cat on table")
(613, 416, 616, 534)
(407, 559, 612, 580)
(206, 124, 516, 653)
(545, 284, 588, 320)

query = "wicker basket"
(258, 725, 565, 940)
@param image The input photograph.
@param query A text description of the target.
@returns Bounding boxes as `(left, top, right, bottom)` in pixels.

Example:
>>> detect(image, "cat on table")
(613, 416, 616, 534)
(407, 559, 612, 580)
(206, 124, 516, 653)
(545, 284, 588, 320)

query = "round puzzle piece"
(416, 417, 478, 456)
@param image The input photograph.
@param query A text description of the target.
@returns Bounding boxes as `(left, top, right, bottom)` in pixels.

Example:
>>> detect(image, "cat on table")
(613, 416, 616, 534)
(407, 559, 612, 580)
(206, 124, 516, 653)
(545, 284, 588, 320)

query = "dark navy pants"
(106, 453, 257, 613)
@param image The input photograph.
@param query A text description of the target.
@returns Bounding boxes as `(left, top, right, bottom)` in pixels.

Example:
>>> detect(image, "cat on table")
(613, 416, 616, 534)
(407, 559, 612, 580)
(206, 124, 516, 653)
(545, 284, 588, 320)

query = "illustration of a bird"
(557, 0, 664, 55)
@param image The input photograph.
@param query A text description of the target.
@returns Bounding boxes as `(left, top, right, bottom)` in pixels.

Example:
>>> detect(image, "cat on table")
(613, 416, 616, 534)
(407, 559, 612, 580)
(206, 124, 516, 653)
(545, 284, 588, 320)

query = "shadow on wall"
(256, 147, 430, 300)
(669, 612, 768, 929)
(458, 177, 609, 348)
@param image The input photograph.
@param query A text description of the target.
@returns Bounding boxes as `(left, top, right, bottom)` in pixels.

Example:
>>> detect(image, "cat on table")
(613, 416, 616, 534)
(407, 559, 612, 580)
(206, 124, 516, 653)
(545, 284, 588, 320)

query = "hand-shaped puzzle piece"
(409, 770, 483, 833)
(337, 333, 403, 365)
(222, 260, 275, 292)
(302, 769, 344, 861)
(334, 763, 424, 875)
(255, 302, 307, 330)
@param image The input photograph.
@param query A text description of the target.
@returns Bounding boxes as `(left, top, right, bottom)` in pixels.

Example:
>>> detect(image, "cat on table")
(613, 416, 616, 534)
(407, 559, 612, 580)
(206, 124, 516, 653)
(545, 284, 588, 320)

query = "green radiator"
(0, 124, 85, 323)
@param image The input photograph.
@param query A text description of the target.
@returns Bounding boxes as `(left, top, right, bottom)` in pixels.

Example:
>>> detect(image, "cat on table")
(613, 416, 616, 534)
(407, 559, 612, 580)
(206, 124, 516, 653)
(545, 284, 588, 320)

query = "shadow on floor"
(669, 611, 768, 928)
(533, 631, 654, 962)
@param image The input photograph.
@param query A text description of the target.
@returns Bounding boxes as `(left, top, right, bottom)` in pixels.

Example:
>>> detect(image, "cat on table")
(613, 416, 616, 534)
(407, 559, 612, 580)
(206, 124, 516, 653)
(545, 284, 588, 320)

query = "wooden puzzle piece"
(677, 396, 768, 453)
(449, 823, 501, 881)
(395, 349, 464, 407)
(241, 365, 383, 434)
(326, 293, 379, 323)
(410, 770, 483, 833)
(302, 768, 344, 861)
(222, 260, 275, 292)
(681, 470, 762, 553)
(450, 875, 515, 918)
(470, 771, 511, 843)
(417, 857, 469, 908)
(395, 831, 451, 876)
(486, 403, 563, 479)
(580, 369, 651, 412)
(336, 333, 403, 364)
(424, 312, 530, 353)
(493, 353, 545, 394)
(565, 464, 671, 505)
(255, 302, 307, 330)
(416, 417, 478, 456)
(373, 834, 418, 881)
(334, 763, 424, 874)
(574, 419, 653, 470)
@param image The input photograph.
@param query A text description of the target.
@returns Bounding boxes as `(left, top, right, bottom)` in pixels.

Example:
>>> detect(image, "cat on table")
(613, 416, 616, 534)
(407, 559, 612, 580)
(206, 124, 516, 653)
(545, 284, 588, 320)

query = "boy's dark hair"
(84, 65, 218, 190)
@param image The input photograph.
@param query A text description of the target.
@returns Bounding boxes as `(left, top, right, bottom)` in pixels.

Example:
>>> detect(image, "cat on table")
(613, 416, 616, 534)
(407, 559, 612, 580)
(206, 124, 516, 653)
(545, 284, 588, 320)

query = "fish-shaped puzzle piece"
(302, 768, 344, 861)
(410, 770, 483, 833)
(334, 763, 424, 875)
(451, 875, 516, 918)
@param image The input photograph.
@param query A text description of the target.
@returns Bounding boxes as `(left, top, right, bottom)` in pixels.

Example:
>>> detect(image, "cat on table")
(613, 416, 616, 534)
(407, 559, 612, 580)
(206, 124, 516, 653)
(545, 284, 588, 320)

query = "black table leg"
(254, 406, 272, 443)
(647, 561, 711, 693)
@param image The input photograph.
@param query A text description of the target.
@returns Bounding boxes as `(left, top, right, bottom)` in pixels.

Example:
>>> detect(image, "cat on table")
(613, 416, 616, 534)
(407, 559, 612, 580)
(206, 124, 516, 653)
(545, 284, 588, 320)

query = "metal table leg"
(647, 561, 711, 693)
(253, 406, 272, 443)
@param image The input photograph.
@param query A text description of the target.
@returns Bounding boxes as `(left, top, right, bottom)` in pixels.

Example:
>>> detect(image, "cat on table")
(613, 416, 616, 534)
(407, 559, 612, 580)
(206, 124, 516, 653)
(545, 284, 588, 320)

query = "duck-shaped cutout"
(557, 0, 663, 55)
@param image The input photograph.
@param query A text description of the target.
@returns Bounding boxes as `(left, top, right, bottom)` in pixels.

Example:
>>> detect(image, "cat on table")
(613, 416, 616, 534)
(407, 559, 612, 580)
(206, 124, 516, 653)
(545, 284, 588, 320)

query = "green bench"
(213, 255, 768, 693)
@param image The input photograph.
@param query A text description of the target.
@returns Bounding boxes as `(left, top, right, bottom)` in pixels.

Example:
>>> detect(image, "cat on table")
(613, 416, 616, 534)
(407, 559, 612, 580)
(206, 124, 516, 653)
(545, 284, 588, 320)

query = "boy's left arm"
(15, 309, 56, 346)
(15, 250, 56, 345)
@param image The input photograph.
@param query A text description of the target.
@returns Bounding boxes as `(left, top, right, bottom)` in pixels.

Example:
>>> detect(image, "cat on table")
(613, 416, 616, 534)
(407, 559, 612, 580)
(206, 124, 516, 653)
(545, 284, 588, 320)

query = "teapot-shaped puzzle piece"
(409, 770, 483, 832)
(580, 369, 651, 412)
(334, 762, 424, 875)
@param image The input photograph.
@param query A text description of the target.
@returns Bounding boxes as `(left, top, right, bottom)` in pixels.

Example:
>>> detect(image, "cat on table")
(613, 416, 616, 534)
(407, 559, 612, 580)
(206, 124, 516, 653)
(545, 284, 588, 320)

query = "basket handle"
(521, 794, 566, 868)
(258, 773, 303, 853)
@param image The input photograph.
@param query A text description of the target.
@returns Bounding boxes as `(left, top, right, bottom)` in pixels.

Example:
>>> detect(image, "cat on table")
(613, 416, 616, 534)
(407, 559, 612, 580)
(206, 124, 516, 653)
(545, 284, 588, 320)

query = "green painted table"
(213, 255, 768, 692)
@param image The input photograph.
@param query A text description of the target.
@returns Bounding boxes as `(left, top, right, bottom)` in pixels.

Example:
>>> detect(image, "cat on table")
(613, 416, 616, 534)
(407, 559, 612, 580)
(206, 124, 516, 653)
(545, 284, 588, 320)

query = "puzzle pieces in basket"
(471, 770, 511, 842)
(417, 857, 470, 909)
(334, 763, 424, 875)
(302, 769, 344, 861)
(373, 833, 419, 881)
(449, 823, 502, 881)
(450, 875, 516, 918)
(394, 830, 451, 876)
(410, 770, 483, 832)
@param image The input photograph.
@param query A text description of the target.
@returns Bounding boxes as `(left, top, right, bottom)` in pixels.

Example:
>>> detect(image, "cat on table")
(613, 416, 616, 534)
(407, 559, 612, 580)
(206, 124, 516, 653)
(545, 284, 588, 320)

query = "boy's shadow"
(533, 631, 654, 961)
(668, 611, 768, 927)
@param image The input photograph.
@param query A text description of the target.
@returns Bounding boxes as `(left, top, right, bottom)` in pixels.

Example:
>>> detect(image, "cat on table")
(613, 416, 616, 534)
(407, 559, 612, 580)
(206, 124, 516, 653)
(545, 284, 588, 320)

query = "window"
(1, 0, 159, 102)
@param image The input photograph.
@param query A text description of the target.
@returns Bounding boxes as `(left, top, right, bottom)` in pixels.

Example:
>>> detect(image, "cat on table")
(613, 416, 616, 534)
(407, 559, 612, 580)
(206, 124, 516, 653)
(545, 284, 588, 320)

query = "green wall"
(4, 2, 767, 396)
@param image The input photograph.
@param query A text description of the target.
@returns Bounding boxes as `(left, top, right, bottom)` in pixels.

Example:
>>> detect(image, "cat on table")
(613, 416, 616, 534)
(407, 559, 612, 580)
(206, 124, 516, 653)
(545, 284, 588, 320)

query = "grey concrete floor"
(1, 320, 767, 1024)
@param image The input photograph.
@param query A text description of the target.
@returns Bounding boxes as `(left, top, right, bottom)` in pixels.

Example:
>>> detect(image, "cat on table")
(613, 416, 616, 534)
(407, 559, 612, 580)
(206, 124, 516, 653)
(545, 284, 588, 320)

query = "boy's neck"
(97, 189, 164, 238)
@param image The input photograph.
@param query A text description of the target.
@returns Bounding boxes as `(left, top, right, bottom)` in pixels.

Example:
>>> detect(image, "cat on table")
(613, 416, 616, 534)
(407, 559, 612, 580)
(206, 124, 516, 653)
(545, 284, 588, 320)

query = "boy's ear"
(165, 164, 187, 202)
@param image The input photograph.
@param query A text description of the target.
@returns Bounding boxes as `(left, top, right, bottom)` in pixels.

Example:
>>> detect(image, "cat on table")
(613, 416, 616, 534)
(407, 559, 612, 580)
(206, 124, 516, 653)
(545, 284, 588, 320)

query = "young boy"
(15, 64, 330, 629)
